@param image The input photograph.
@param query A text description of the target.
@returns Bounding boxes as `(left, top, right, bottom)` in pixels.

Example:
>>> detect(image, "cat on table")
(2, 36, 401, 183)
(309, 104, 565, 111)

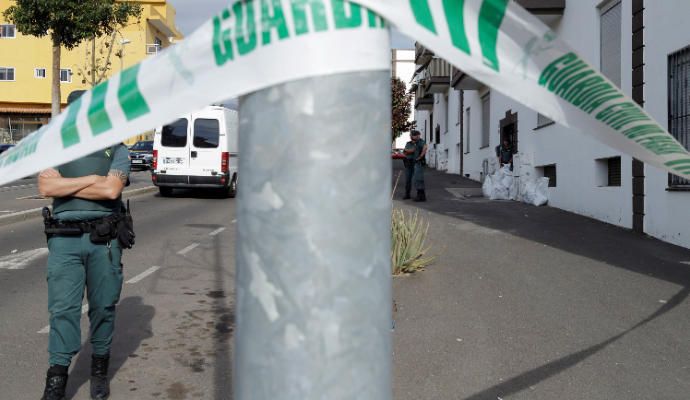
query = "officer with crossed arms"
(38, 137, 134, 400)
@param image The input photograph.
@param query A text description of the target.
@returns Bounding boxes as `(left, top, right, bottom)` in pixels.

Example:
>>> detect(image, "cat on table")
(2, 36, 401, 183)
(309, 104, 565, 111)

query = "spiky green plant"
(391, 208, 435, 275)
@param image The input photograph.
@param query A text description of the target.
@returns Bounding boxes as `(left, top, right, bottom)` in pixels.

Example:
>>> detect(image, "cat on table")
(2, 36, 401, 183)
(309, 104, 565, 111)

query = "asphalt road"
(0, 189, 237, 399)
(0, 171, 154, 216)
(1, 164, 689, 399)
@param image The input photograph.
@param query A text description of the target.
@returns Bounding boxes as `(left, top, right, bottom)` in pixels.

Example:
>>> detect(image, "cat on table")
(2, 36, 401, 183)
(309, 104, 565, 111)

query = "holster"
(42, 202, 135, 249)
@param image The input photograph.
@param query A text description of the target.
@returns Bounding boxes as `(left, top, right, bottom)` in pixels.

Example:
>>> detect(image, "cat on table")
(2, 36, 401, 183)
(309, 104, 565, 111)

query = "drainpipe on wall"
(631, 0, 645, 233)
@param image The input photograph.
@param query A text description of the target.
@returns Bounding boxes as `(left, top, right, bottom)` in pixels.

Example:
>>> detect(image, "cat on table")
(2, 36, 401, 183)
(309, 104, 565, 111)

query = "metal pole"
(236, 70, 392, 399)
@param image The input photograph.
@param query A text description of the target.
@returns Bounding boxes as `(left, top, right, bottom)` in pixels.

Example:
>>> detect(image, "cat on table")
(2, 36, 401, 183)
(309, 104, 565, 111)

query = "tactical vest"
(52, 146, 121, 214)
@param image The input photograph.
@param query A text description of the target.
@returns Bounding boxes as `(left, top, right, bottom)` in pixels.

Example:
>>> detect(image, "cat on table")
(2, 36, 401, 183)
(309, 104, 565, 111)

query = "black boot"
(90, 354, 110, 400)
(414, 190, 426, 202)
(403, 191, 411, 200)
(41, 365, 68, 400)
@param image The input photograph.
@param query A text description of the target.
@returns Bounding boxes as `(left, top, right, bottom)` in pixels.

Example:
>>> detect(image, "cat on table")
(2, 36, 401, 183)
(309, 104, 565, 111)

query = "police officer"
(496, 138, 514, 170)
(403, 130, 428, 202)
(38, 141, 131, 400)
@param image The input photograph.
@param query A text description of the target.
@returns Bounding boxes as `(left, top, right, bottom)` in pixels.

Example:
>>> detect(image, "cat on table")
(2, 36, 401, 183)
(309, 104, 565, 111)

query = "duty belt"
(42, 207, 120, 236)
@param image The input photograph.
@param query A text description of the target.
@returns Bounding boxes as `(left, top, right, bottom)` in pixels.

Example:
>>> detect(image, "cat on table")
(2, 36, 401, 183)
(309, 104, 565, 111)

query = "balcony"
(515, 0, 565, 15)
(415, 42, 434, 66)
(451, 67, 483, 90)
(422, 59, 452, 94)
(414, 86, 433, 111)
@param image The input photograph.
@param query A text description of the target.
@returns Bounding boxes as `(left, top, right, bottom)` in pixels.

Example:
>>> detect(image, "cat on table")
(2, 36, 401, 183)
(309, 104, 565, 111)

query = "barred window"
(600, 1, 622, 87)
(668, 46, 690, 187)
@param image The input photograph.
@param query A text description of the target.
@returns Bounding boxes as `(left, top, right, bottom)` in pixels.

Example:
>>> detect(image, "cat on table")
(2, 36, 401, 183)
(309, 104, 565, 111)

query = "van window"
(161, 119, 188, 147)
(193, 119, 220, 148)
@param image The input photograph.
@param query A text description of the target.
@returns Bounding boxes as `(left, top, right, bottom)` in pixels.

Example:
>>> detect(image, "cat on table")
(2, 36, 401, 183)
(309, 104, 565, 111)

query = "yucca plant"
(391, 208, 435, 275)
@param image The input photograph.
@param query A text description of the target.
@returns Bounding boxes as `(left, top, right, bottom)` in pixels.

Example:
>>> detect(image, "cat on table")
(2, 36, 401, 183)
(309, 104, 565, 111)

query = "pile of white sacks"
(482, 164, 550, 206)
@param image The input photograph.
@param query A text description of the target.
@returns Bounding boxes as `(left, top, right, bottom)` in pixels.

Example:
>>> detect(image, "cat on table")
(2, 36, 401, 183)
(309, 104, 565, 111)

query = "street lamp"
(119, 39, 131, 71)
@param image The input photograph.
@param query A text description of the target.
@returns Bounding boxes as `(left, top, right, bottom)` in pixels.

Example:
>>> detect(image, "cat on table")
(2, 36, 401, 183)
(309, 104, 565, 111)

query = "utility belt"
(42, 200, 136, 249)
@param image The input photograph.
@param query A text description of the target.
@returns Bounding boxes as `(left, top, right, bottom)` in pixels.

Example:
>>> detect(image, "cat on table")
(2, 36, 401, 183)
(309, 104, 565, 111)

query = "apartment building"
(412, 0, 690, 249)
(0, 0, 182, 143)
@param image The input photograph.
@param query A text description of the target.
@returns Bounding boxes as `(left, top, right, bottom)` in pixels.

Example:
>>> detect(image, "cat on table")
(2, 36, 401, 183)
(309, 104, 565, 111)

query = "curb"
(0, 186, 158, 228)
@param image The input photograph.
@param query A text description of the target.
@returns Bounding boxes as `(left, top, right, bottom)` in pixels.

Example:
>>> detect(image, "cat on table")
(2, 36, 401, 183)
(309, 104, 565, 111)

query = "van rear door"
(190, 115, 221, 176)
(159, 117, 190, 174)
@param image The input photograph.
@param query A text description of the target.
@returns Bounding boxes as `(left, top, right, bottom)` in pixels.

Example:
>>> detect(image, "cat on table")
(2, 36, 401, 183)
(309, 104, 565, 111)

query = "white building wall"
(461, 0, 634, 229)
(411, 0, 690, 249)
(641, 1, 690, 248)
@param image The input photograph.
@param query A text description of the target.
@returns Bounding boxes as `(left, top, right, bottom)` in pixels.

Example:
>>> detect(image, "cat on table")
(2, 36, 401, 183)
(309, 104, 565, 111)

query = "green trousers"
(46, 234, 123, 366)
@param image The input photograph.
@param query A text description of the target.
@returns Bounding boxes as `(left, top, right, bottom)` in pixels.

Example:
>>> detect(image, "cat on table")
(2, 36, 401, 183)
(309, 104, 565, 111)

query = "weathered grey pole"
(236, 70, 392, 399)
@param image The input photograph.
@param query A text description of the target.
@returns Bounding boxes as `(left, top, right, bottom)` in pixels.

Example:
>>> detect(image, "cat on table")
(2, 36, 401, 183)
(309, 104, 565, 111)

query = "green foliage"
(391, 208, 435, 275)
(391, 77, 415, 143)
(3, 0, 142, 48)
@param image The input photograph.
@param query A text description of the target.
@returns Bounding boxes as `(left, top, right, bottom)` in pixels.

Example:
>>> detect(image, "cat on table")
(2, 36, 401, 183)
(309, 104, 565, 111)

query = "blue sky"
(167, 0, 414, 49)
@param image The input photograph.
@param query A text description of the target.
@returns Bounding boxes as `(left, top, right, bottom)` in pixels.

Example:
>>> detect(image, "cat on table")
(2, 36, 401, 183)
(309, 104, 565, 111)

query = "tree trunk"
(51, 37, 62, 117)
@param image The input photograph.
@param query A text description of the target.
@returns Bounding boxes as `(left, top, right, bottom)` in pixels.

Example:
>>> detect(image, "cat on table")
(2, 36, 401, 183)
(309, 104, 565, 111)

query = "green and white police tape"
(1, 0, 688, 185)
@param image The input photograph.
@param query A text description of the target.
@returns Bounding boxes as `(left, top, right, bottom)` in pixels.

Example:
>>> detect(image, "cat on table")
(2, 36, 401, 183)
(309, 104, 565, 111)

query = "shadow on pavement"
(392, 164, 690, 288)
(461, 287, 690, 399)
(66, 296, 155, 399)
(391, 163, 690, 397)
(154, 188, 233, 200)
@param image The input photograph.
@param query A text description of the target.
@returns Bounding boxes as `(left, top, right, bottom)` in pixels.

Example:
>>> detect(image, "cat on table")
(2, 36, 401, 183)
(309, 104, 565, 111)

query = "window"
(130, 141, 153, 151)
(668, 46, 690, 187)
(600, 1, 622, 87)
(34, 68, 46, 79)
(193, 118, 220, 148)
(59, 69, 72, 83)
(161, 118, 188, 147)
(536, 113, 554, 129)
(464, 108, 471, 154)
(596, 157, 621, 187)
(0, 24, 15, 38)
(0, 67, 15, 81)
(481, 93, 490, 148)
(538, 164, 557, 187)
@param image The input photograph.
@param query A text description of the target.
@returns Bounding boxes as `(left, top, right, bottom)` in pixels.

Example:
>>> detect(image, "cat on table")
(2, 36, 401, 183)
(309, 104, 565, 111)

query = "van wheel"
(159, 187, 173, 197)
(226, 176, 238, 198)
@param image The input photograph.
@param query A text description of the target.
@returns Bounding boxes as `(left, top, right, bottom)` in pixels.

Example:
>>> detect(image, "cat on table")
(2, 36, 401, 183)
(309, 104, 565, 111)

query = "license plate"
(132, 160, 143, 164)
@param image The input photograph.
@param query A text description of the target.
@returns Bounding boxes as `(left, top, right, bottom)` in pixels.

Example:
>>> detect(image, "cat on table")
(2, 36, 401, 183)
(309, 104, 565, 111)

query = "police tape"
(0, 0, 688, 186)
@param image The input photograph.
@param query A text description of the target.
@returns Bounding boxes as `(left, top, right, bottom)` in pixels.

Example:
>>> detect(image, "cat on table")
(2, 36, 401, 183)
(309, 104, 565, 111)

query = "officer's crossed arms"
(39, 168, 128, 201)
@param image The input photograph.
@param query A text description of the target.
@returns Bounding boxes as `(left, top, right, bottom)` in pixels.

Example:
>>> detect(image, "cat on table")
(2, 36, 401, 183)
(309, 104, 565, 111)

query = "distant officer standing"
(403, 130, 428, 202)
(38, 138, 134, 400)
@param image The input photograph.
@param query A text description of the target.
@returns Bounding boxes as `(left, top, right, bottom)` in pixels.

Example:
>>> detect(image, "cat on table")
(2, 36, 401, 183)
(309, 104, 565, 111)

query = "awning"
(0, 103, 58, 115)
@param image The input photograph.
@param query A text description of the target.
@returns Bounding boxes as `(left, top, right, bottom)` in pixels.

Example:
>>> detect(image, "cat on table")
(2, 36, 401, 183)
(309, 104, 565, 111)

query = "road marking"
(231, 219, 237, 224)
(0, 183, 36, 192)
(38, 304, 88, 334)
(16, 194, 46, 200)
(0, 248, 49, 270)
(209, 227, 226, 236)
(178, 243, 200, 255)
(126, 266, 161, 284)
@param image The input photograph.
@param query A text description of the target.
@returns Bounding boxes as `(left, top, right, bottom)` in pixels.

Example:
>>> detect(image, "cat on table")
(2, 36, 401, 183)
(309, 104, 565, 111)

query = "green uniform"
(47, 145, 130, 367)
(404, 139, 426, 195)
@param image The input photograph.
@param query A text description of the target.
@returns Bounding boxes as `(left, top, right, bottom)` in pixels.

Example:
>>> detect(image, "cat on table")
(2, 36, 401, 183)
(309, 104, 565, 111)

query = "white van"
(152, 105, 238, 197)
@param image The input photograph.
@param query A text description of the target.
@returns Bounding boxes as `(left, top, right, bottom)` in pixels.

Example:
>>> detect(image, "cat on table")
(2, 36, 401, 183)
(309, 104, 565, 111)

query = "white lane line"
(38, 304, 88, 334)
(126, 266, 161, 284)
(178, 243, 200, 256)
(231, 219, 237, 224)
(0, 248, 49, 270)
(209, 227, 226, 236)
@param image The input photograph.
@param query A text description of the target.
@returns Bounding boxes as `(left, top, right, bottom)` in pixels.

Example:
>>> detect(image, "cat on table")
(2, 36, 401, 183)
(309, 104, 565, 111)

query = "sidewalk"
(391, 163, 690, 400)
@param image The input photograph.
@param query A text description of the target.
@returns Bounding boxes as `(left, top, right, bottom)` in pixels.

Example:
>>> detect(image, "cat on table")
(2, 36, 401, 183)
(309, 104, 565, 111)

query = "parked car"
(129, 140, 154, 170)
(392, 148, 406, 160)
(0, 144, 15, 155)
(152, 105, 239, 198)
